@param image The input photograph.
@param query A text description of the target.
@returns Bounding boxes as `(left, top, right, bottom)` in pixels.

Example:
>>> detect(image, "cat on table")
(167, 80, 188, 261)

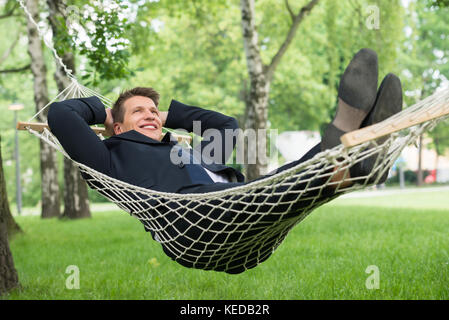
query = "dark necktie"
(178, 147, 214, 185)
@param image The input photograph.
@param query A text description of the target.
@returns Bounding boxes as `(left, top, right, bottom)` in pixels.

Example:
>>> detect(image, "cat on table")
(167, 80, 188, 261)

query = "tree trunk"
(26, 0, 61, 219)
(47, 0, 91, 219)
(1, 135, 21, 238)
(6, 213, 21, 238)
(240, 0, 320, 180)
(240, 0, 271, 179)
(0, 135, 20, 295)
(61, 157, 91, 219)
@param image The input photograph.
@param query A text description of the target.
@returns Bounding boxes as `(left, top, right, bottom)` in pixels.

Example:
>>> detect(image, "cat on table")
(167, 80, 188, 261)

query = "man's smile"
(140, 123, 158, 130)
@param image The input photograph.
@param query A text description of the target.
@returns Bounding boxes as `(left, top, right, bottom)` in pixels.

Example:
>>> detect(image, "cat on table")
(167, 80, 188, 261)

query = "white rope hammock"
(19, 0, 449, 273)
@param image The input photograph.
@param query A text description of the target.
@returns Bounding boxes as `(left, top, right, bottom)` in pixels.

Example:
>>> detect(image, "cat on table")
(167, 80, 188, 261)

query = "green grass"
(3, 190, 449, 300)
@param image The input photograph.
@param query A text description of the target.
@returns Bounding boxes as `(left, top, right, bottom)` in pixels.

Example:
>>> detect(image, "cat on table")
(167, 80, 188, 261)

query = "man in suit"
(48, 88, 245, 193)
(48, 49, 402, 273)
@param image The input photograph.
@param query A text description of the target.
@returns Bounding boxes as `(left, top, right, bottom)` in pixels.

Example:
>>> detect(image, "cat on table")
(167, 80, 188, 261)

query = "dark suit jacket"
(47, 96, 245, 193)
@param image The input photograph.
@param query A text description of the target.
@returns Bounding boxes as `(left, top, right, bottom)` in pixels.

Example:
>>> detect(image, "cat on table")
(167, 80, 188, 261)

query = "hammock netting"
(20, 0, 449, 273)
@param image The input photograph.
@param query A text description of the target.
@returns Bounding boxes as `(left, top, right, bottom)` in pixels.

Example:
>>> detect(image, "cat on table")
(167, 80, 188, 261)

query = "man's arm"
(47, 96, 112, 175)
(164, 100, 239, 164)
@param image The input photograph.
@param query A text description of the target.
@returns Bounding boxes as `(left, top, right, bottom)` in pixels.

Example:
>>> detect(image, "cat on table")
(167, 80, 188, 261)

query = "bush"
(387, 169, 431, 185)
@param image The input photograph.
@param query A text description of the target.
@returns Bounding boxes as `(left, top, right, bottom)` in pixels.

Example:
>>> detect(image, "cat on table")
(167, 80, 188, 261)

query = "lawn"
(3, 189, 449, 300)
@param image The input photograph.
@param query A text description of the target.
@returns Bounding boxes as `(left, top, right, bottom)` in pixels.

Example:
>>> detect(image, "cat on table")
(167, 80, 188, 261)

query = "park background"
(0, 0, 448, 299)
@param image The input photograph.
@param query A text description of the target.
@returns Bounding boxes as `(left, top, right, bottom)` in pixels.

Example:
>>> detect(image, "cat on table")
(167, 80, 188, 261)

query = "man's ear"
(113, 123, 122, 135)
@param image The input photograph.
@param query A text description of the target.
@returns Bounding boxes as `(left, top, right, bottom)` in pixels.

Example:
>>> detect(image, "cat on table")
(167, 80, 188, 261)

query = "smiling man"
(48, 86, 245, 193)
(107, 88, 166, 141)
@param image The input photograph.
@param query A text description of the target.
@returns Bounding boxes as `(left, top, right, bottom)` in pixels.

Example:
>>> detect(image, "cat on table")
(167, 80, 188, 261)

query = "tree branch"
(0, 64, 31, 73)
(284, 0, 295, 22)
(0, 34, 20, 67)
(0, 2, 19, 19)
(265, 0, 320, 82)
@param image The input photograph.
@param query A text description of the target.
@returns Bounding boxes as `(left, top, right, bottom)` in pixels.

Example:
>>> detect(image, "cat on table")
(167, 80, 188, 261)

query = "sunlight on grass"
(333, 188, 449, 211)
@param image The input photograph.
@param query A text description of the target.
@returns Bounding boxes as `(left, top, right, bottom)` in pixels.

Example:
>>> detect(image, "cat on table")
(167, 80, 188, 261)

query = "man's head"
(112, 87, 163, 141)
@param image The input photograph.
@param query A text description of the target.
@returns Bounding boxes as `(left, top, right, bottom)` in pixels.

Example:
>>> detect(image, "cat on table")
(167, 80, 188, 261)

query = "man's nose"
(144, 110, 155, 120)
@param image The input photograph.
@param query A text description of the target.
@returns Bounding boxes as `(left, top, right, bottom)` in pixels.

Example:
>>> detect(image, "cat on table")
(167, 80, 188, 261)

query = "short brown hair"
(112, 87, 160, 122)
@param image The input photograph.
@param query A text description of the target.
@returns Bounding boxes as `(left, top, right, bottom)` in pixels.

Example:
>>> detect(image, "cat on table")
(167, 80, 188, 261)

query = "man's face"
(113, 96, 163, 141)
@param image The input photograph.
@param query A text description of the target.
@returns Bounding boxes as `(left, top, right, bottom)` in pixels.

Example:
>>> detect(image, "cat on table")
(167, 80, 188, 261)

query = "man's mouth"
(140, 124, 158, 130)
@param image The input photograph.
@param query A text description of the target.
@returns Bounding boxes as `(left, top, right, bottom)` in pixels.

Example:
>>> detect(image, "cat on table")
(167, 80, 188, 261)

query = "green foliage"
(429, 0, 449, 8)
(52, 15, 75, 56)
(428, 122, 449, 156)
(125, 1, 246, 118)
(400, 0, 449, 155)
(51, 1, 135, 86)
(318, 0, 404, 126)
(77, 2, 133, 85)
(388, 169, 432, 185)
(400, 1, 449, 99)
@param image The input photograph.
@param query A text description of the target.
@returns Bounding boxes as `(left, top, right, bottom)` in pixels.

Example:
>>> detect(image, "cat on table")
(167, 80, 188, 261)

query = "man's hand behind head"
(104, 108, 115, 137)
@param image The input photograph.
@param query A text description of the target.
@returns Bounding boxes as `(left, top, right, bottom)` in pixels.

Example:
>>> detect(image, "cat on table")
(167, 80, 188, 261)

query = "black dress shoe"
(321, 48, 379, 150)
(349, 73, 403, 184)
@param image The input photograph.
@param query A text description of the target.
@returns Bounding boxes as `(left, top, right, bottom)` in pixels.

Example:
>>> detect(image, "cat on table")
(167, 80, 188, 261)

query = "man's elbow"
(228, 117, 240, 131)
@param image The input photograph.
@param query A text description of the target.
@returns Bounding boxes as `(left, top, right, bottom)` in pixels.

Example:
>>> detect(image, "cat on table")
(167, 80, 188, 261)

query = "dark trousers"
(150, 143, 338, 274)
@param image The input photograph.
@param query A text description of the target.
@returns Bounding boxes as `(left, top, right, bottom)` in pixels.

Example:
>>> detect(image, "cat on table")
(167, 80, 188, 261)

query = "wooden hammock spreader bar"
(17, 121, 106, 135)
(16, 121, 192, 144)
(340, 99, 449, 148)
